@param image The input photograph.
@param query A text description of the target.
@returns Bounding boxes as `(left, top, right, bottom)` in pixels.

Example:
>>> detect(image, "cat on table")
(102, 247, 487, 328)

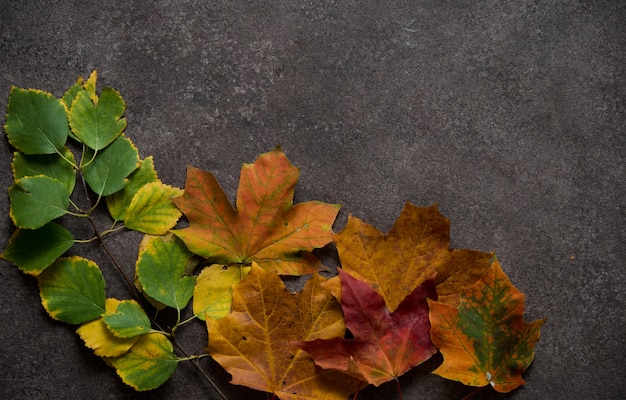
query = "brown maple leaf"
(296, 268, 437, 386)
(335, 202, 493, 311)
(172, 147, 340, 275)
(206, 264, 361, 400)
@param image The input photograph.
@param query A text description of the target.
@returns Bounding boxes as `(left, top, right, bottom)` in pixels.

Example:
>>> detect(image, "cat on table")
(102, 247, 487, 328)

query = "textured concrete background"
(0, 1, 624, 399)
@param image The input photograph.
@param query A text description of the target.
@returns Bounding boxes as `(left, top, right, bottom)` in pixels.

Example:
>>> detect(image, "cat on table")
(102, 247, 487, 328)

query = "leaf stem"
(177, 353, 211, 362)
(395, 377, 403, 400)
(461, 387, 484, 400)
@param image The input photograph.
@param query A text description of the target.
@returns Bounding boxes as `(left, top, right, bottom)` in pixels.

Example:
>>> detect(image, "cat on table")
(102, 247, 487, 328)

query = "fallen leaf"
(428, 259, 546, 392)
(82, 134, 139, 197)
(192, 264, 250, 320)
(123, 182, 183, 235)
(207, 264, 360, 400)
(296, 269, 437, 386)
(335, 202, 492, 311)
(172, 147, 340, 275)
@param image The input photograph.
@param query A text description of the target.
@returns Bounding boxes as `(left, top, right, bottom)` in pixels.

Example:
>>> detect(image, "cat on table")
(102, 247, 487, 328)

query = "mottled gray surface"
(1, 1, 624, 399)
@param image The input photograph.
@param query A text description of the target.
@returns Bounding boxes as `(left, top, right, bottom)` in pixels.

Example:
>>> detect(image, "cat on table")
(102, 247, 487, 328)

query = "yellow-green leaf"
(106, 157, 159, 221)
(193, 264, 251, 320)
(124, 182, 183, 235)
(107, 332, 178, 391)
(77, 299, 140, 357)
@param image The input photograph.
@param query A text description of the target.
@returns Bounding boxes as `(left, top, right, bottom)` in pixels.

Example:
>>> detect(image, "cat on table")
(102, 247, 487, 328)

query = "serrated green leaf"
(69, 87, 126, 150)
(103, 300, 152, 338)
(82, 135, 139, 196)
(107, 332, 178, 391)
(9, 175, 70, 229)
(61, 78, 84, 112)
(124, 182, 183, 235)
(77, 298, 141, 357)
(193, 264, 251, 320)
(2, 222, 74, 275)
(12, 147, 76, 194)
(5, 87, 70, 154)
(135, 234, 196, 311)
(106, 157, 159, 221)
(38, 256, 106, 324)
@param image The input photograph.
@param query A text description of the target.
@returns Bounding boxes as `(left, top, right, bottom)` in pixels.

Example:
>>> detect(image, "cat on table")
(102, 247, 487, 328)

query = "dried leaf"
(207, 264, 360, 400)
(297, 269, 437, 386)
(429, 259, 546, 392)
(336, 202, 492, 311)
(173, 147, 340, 275)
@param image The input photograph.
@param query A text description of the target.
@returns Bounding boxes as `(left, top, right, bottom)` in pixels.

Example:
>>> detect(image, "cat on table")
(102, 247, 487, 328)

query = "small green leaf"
(2, 222, 74, 275)
(61, 78, 84, 112)
(106, 157, 159, 221)
(38, 256, 106, 324)
(77, 298, 141, 357)
(9, 175, 70, 229)
(107, 333, 178, 391)
(12, 147, 76, 194)
(103, 300, 152, 338)
(82, 135, 139, 196)
(69, 87, 127, 150)
(4, 87, 70, 154)
(124, 182, 183, 235)
(135, 234, 196, 311)
(193, 264, 251, 320)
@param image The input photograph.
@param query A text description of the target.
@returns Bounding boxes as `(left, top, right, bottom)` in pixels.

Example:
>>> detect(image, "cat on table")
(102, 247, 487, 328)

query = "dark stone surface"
(1, 1, 624, 399)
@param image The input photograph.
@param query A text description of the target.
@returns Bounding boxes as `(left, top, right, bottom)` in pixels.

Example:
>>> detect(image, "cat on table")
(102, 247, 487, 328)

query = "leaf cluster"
(2, 72, 545, 399)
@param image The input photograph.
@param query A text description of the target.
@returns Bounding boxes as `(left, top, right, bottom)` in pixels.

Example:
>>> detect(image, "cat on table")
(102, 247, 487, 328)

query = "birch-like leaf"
(69, 87, 126, 150)
(12, 147, 76, 194)
(124, 182, 182, 235)
(38, 256, 106, 324)
(103, 299, 153, 338)
(193, 264, 250, 320)
(2, 222, 74, 275)
(82, 135, 139, 196)
(106, 333, 178, 391)
(9, 175, 70, 229)
(106, 156, 159, 221)
(5, 87, 69, 154)
(77, 298, 141, 357)
(429, 259, 546, 393)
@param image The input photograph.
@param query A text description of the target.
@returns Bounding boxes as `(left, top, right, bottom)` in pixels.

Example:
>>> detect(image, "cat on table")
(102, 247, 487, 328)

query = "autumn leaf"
(428, 259, 545, 393)
(296, 269, 437, 386)
(335, 202, 492, 312)
(207, 264, 360, 400)
(172, 147, 340, 275)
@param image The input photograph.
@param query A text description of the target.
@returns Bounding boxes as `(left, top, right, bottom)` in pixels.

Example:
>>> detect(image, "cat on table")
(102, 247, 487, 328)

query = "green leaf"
(124, 182, 183, 235)
(193, 264, 251, 320)
(69, 87, 127, 150)
(77, 298, 141, 357)
(2, 222, 74, 275)
(38, 256, 106, 324)
(9, 175, 70, 229)
(107, 333, 178, 391)
(61, 78, 84, 112)
(135, 234, 196, 310)
(5, 87, 70, 154)
(106, 157, 159, 221)
(82, 135, 139, 196)
(103, 300, 152, 338)
(12, 147, 76, 194)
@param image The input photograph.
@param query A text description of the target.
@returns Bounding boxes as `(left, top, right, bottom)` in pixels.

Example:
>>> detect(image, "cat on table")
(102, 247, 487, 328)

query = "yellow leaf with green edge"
(106, 157, 159, 221)
(193, 264, 251, 320)
(38, 256, 106, 324)
(106, 332, 178, 391)
(77, 299, 141, 357)
(172, 147, 340, 275)
(124, 182, 183, 235)
(428, 259, 546, 393)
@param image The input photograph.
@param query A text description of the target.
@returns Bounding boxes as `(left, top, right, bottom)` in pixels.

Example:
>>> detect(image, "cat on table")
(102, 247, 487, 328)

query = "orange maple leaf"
(172, 147, 340, 275)
(335, 202, 493, 311)
(428, 259, 546, 393)
(206, 264, 361, 400)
